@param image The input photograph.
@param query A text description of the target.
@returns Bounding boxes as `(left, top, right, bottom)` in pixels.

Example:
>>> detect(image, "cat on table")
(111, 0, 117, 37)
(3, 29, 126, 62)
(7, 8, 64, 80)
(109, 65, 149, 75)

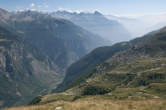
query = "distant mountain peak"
(56, 10, 71, 14)
(94, 11, 103, 16)
(55, 10, 103, 16)
(0, 8, 8, 14)
(51, 10, 131, 43)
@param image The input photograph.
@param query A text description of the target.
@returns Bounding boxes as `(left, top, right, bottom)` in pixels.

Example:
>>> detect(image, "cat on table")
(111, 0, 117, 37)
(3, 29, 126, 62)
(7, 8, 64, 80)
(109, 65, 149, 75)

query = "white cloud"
(28, 2, 49, 11)
(30, 3, 35, 7)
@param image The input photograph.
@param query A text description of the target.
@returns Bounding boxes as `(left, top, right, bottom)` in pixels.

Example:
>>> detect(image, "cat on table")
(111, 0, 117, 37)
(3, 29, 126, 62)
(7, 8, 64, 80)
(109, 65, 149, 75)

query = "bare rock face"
(0, 26, 62, 108)
(0, 8, 11, 24)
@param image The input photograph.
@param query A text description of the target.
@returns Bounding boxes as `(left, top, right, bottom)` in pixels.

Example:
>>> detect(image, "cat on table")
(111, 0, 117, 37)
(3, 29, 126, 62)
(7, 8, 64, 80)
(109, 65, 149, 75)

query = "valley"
(0, 8, 109, 108)
(1, 1, 166, 109)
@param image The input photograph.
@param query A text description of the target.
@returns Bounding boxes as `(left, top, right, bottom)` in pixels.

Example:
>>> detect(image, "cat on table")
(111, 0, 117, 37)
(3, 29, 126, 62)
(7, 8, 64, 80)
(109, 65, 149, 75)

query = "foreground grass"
(5, 96, 166, 110)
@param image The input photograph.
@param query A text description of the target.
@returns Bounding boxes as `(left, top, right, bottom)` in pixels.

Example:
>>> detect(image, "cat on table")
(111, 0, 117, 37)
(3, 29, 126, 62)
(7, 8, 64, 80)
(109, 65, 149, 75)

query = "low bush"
(82, 85, 110, 95)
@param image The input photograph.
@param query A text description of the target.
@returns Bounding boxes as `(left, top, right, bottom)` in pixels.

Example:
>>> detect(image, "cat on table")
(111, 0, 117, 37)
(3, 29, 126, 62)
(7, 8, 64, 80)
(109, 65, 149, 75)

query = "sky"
(1, 0, 166, 16)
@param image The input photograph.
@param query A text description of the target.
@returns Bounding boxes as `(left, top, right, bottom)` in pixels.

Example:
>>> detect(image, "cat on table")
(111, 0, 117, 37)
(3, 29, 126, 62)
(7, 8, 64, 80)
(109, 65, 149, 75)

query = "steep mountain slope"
(8, 11, 108, 70)
(51, 11, 131, 43)
(0, 8, 11, 25)
(0, 9, 110, 108)
(55, 27, 166, 98)
(0, 26, 61, 108)
(55, 42, 132, 92)
(55, 30, 158, 92)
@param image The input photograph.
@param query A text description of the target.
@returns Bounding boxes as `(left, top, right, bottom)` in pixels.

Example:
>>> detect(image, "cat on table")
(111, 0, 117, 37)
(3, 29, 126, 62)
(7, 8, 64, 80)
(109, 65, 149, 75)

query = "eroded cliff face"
(0, 26, 62, 108)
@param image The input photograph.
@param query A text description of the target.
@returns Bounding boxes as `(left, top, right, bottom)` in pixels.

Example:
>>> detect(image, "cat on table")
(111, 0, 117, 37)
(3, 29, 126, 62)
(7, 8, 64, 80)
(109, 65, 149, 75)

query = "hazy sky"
(1, 0, 166, 16)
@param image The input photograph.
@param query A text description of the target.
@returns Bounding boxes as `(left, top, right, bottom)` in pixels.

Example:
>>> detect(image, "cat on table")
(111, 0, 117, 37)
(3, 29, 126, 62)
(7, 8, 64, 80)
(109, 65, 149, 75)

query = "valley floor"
(5, 96, 166, 110)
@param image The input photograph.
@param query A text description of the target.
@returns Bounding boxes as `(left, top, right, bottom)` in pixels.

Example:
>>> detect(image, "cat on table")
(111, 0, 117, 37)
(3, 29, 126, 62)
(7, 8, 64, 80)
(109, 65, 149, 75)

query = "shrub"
(28, 96, 42, 105)
(82, 85, 110, 95)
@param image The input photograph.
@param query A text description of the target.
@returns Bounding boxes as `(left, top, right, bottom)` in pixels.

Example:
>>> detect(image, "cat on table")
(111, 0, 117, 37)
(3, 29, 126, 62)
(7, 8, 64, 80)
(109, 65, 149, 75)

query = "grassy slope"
(61, 58, 166, 98)
(57, 27, 166, 95)
(8, 56, 166, 110)
(56, 42, 132, 92)
(5, 96, 166, 110)
(56, 30, 158, 92)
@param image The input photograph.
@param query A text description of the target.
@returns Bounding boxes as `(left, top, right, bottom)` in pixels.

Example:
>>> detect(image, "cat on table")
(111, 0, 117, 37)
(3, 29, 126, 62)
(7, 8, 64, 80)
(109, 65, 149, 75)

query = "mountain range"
(1, 9, 109, 70)
(0, 8, 109, 108)
(1, 7, 166, 110)
(51, 11, 132, 43)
